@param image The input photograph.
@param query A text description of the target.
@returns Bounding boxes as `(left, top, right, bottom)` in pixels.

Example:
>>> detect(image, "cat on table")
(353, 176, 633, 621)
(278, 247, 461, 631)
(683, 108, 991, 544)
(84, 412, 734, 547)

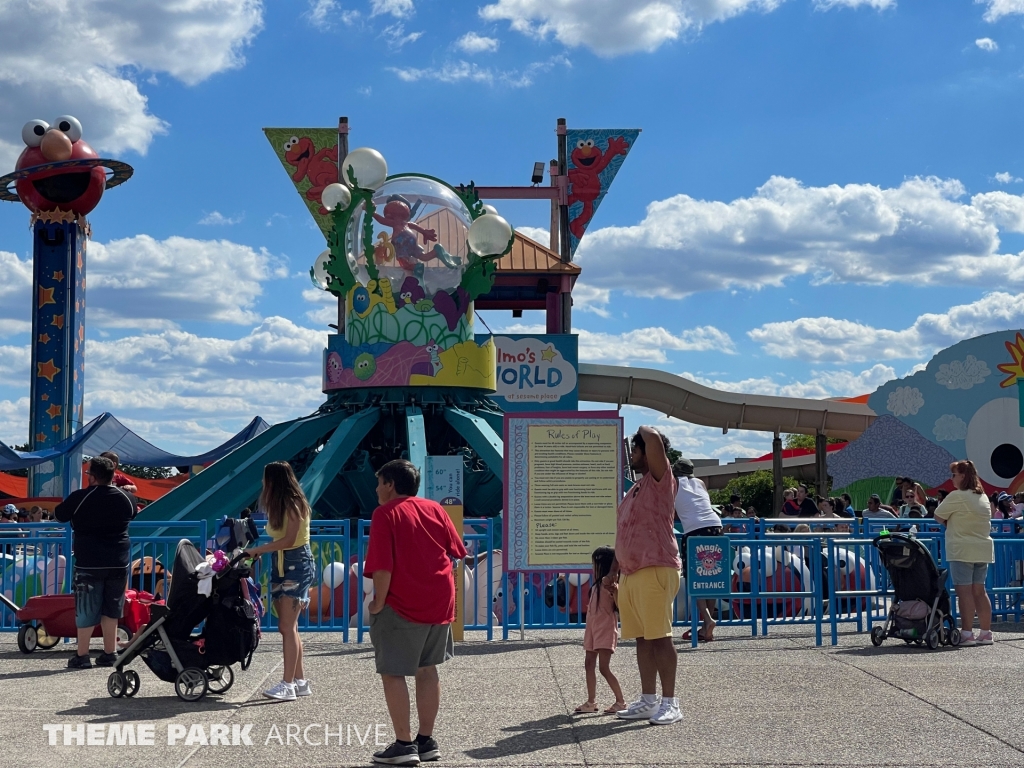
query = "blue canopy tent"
(0, 413, 270, 496)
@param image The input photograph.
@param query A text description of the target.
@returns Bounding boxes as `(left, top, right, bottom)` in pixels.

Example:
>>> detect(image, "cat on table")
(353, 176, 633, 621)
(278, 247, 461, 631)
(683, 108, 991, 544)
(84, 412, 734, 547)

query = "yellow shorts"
(618, 566, 680, 641)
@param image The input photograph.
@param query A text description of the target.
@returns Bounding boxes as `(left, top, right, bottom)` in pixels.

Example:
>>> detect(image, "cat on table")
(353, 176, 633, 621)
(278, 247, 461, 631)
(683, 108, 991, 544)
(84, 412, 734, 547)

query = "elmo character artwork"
(567, 135, 629, 240)
(283, 135, 339, 214)
(0, 116, 132, 215)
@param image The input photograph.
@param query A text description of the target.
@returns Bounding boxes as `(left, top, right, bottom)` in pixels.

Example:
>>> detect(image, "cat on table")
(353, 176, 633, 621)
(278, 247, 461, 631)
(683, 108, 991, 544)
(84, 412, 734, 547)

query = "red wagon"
(1, 589, 160, 653)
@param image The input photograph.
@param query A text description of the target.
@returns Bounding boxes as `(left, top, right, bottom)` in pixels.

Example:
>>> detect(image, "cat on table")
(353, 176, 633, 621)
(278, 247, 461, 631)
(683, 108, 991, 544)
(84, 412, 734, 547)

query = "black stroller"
(106, 537, 261, 701)
(870, 532, 959, 650)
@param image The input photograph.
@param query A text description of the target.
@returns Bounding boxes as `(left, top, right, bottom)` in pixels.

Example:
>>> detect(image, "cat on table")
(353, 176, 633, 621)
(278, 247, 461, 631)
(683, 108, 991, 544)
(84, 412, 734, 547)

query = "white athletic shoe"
(295, 678, 312, 697)
(263, 680, 297, 701)
(616, 697, 661, 720)
(648, 698, 683, 725)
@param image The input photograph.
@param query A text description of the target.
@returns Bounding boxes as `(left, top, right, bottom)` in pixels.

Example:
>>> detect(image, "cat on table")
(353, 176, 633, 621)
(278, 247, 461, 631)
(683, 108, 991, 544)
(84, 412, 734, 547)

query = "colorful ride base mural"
(829, 330, 1024, 496)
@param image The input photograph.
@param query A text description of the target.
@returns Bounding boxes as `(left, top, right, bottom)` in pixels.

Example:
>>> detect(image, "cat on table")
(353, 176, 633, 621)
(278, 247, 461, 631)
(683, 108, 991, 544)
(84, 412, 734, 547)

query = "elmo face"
(14, 116, 105, 215)
(571, 138, 599, 168)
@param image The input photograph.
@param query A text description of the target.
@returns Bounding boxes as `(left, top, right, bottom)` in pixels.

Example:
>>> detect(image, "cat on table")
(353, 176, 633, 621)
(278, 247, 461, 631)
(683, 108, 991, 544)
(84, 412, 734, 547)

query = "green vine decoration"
(455, 181, 486, 220)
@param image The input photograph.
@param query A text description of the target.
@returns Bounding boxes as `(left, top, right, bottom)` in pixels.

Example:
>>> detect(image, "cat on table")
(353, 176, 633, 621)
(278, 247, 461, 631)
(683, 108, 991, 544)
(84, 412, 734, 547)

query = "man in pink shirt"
(603, 425, 682, 726)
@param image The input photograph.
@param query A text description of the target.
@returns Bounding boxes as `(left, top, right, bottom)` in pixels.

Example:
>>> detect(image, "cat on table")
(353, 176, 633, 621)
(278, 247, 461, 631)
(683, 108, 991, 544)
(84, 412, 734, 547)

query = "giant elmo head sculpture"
(0, 116, 132, 215)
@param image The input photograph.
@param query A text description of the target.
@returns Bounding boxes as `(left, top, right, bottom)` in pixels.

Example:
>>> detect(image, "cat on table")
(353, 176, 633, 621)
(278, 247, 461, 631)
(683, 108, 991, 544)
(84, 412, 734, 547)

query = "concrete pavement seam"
(828, 654, 1024, 757)
(542, 641, 590, 767)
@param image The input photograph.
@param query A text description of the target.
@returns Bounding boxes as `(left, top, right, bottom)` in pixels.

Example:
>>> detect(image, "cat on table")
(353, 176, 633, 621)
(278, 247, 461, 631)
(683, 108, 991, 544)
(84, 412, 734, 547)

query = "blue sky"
(3, 0, 1024, 462)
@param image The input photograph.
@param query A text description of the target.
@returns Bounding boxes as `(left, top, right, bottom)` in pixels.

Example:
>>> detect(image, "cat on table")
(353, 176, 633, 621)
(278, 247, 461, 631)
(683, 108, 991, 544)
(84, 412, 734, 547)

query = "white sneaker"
(616, 697, 661, 720)
(295, 678, 312, 697)
(649, 698, 683, 725)
(263, 681, 297, 701)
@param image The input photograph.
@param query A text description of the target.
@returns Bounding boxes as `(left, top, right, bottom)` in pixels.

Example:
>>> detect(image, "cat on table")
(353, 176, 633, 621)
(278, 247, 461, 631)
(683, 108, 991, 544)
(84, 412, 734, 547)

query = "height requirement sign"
(504, 411, 622, 571)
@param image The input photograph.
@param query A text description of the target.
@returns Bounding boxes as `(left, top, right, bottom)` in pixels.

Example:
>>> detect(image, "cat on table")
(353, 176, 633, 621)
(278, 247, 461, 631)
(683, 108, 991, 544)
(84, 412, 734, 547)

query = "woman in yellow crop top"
(243, 461, 315, 701)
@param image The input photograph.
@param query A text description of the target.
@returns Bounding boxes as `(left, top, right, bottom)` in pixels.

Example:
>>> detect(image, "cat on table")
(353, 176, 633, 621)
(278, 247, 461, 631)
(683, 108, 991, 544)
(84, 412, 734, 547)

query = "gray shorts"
(948, 561, 989, 586)
(369, 604, 454, 677)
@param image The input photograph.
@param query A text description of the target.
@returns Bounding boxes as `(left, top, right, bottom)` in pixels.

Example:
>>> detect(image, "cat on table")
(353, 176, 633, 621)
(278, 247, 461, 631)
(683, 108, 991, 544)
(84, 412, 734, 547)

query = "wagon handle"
(0, 592, 21, 614)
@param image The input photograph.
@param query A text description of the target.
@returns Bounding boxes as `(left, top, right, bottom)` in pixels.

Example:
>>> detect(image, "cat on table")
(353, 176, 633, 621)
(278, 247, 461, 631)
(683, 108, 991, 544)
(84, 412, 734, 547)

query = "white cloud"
(199, 211, 244, 226)
(815, 0, 894, 9)
(480, 0, 783, 56)
(979, 0, 1024, 23)
(516, 226, 550, 244)
(457, 32, 501, 53)
(388, 55, 568, 87)
(381, 23, 423, 49)
(495, 321, 734, 363)
(0, 250, 33, 330)
(0, 0, 263, 168)
(303, 287, 339, 326)
(576, 176, 1024, 299)
(976, 37, 999, 51)
(371, 0, 414, 18)
(306, 0, 359, 28)
(85, 235, 285, 328)
(748, 291, 1024, 363)
(571, 283, 611, 317)
(682, 364, 897, 400)
(993, 171, 1020, 184)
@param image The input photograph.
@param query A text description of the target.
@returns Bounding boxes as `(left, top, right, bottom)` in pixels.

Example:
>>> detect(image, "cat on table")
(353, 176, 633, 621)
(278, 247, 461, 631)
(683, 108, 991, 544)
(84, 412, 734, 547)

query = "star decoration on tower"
(37, 359, 60, 382)
(38, 286, 56, 308)
(38, 333, 50, 344)
(53, 270, 64, 282)
(35, 432, 47, 444)
(51, 314, 65, 329)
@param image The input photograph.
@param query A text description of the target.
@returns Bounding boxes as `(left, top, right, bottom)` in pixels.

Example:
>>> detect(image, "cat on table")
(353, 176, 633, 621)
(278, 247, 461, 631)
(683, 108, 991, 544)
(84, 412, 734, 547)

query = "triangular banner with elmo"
(264, 128, 339, 237)
(565, 128, 640, 258)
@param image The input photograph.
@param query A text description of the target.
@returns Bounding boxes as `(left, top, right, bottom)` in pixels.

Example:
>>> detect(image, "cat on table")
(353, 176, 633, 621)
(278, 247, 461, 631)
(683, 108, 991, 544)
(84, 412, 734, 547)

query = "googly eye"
(284, 136, 299, 151)
(584, 139, 594, 148)
(576, 140, 586, 149)
(53, 115, 82, 142)
(22, 120, 49, 147)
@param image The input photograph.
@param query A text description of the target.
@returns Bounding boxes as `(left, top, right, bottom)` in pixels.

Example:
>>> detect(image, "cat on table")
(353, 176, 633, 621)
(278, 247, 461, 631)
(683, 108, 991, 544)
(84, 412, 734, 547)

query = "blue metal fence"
(4, 514, 1024, 647)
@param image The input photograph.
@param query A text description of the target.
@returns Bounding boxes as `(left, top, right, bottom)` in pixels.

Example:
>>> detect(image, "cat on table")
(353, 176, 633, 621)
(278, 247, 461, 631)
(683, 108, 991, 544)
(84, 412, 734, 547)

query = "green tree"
(784, 434, 847, 450)
(709, 470, 799, 517)
(118, 464, 177, 480)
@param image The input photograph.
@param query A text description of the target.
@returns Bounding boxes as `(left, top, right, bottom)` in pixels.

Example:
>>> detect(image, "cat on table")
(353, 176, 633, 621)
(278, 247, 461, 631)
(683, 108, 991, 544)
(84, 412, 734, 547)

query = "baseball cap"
(997, 491, 1013, 503)
(2, 504, 17, 517)
(672, 457, 694, 475)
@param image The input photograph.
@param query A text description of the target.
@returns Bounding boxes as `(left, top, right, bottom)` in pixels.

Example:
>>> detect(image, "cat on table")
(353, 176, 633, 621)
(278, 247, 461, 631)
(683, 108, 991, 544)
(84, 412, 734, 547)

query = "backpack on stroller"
(106, 536, 262, 701)
(870, 532, 960, 650)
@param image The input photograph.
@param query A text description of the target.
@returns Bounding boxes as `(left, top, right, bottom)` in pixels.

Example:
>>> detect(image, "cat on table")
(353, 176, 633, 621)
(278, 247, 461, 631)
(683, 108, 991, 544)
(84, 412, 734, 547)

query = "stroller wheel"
(124, 669, 140, 697)
(207, 665, 234, 695)
(939, 627, 949, 646)
(949, 628, 962, 647)
(926, 630, 939, 650)
(107, 671, 127, 698)
(17, 624, 38, 654)
(175, 668, 208, 702)
(870, 626, 885, 647)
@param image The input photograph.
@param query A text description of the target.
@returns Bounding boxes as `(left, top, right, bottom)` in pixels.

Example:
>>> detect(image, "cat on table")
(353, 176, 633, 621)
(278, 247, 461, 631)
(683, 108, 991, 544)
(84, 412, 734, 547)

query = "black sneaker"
(416, 735, 440, 762)
(67, 654, 92, 670)
(95, 652, 117, 667)
(372, 740, 420, 765)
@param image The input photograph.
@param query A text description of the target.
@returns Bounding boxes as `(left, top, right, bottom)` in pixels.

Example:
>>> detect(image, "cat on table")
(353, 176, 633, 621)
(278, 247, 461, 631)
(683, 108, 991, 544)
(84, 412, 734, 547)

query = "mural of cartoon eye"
(576, 139, 586, 149)
(53, 115, 82, 142)
(283, 136, 299, 151)
(21, 120, 48, 147)
(584, 139, 594, 148)
(965, 398, 1024, 487)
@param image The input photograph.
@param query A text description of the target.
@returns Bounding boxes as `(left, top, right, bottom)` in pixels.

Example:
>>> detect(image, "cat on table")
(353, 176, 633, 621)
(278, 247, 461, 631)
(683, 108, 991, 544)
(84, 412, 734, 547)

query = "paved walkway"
(3, 623, 1024, 767)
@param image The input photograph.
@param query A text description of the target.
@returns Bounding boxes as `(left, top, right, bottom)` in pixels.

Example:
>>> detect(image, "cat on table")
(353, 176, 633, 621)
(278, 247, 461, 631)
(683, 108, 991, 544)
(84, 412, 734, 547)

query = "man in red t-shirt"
(364, 459, 467, 766)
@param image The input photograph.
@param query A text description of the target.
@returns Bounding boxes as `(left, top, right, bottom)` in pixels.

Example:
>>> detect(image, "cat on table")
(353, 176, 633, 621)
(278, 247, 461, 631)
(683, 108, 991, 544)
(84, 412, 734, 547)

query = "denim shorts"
(73, 566, 128, 627)
(948, 561, 989, 586)
(270, 545, 316, 604)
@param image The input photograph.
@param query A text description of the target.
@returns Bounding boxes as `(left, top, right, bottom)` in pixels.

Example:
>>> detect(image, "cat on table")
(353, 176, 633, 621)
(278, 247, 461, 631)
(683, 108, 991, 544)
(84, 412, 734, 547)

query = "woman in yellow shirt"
(934, 460, 994, 647)
(243, 461, 315, 700)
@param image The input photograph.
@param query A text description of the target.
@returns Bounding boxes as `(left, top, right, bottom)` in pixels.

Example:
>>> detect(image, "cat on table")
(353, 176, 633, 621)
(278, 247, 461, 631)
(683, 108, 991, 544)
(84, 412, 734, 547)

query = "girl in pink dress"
(575, 546, 625, 714)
